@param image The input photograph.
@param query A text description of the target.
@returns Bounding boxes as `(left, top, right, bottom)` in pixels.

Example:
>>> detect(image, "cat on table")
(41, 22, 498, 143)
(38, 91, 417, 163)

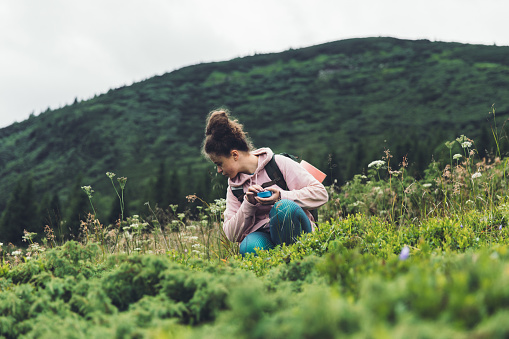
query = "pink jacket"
(223, 148, 329, 242)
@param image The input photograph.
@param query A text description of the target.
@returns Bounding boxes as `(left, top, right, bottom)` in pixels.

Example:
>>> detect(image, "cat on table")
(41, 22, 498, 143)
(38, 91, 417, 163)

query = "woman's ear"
(231, 150, 239, 160)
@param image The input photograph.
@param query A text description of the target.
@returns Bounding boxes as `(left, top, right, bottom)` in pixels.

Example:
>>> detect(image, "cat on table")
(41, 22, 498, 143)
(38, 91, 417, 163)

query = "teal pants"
(239, 199, 312, 256)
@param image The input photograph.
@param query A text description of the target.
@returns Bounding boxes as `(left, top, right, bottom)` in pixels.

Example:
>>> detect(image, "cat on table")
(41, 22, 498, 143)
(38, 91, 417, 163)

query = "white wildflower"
(29, 243, 44, 253)
(453, 154, 462, 160)
(12, 250, 22, 256)
(81, 185, 94, 197)
(422, 183, 432, 188)
(214, 198, 227, 208)
(472, 172, 482, 179)
(368, 160, 385, 169)
(461, 141, 472, 148)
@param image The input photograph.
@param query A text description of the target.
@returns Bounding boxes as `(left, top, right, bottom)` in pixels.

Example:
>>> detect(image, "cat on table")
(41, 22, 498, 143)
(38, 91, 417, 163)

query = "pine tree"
(21, 177, 40, 236)
(167, 170, 181, 207)
(478, 124, 491, 160)
(0, 177, 39, 245)
(154, 162, 168, 207)
(192, 168, 210, 202)
(64, 176, 91, 239)
(42, 193, 63, 241)
(0, 181, 25, 245)
(108, 197, 122, 226)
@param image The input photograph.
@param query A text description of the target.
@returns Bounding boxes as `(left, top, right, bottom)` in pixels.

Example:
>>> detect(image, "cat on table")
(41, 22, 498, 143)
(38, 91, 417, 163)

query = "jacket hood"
(229, 147, 274, 187)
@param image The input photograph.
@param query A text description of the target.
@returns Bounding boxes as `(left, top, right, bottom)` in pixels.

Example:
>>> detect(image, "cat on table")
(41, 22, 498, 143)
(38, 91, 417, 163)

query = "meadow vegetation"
(2, 119, 509, 338)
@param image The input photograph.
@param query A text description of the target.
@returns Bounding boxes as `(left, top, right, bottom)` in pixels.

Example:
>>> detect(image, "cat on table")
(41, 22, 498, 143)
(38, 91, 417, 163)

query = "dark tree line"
(0, 164, 227, 246)
(0, 177, 69, 246)
(0, 122, 505, 246)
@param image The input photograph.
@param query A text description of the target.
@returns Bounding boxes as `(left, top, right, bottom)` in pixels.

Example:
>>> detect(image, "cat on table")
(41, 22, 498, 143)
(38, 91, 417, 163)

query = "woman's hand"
(245, 184, 263, 205)
(245, 185, 281, 205)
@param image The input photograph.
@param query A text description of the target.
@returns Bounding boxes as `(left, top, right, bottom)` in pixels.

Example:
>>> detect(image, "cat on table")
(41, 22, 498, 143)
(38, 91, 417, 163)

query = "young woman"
(202, 109, 328, 255)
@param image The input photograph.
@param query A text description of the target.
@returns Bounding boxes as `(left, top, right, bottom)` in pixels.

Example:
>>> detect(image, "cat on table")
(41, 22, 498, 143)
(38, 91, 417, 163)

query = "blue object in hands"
(257, 190, 272, 198)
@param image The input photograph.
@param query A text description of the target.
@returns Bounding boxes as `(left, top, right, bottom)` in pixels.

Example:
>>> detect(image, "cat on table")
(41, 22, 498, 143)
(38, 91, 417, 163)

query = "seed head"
(117, 177, 127, 189)
(81, 185, 94, 197)
(445, 141, 455, 149)
(456, 135, 468, 143)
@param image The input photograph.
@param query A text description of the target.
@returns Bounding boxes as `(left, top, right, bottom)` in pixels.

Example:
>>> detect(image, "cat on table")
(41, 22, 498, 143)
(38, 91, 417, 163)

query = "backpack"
(230, 153, 320, 222)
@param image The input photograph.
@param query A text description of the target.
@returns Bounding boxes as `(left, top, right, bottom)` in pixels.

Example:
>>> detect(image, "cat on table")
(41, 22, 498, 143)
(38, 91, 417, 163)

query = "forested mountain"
(1, 37, 508, 240)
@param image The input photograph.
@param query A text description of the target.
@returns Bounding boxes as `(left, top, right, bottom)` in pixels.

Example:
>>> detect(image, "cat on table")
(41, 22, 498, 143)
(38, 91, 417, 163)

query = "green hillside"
(1, 37, 508, 231)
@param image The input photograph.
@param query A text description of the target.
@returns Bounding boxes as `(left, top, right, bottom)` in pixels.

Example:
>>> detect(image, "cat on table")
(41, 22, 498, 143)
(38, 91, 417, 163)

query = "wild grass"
(335, 134, 508, 229)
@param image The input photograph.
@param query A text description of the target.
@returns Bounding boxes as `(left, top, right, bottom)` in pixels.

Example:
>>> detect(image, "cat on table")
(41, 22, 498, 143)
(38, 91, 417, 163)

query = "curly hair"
(202, 108, 254, 157)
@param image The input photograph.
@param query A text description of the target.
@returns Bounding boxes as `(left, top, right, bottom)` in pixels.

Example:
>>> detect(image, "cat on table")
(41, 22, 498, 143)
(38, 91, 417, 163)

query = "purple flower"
(399, 246, 410, 260)
(460, 224, 463, 228)
(499, 225, 503, 230)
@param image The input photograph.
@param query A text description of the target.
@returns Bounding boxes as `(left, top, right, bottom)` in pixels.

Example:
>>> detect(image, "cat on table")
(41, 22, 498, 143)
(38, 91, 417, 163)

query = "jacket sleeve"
(223, 187, 258, 242)
(277, 156, 329, 210)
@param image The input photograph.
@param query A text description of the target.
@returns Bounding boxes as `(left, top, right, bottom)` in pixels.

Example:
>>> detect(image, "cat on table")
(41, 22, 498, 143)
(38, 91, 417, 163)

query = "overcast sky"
(1, 0, 508, 129)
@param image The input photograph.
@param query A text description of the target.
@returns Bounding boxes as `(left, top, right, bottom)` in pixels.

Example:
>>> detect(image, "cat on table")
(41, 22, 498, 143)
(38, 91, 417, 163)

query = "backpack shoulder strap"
(265, 154, 288, 191)
(279, 152, 299, 162)
(269, 153, 319, 222)
(231, 186, 244, 202)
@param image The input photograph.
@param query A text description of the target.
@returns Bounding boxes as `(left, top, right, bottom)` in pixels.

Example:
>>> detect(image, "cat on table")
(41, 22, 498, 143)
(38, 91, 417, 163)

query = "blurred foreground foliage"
(3, 208, 509, 338)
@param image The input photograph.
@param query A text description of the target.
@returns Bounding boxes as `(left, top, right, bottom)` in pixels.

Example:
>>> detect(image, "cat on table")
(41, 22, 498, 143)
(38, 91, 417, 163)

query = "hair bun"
(205, 110, 230, 138)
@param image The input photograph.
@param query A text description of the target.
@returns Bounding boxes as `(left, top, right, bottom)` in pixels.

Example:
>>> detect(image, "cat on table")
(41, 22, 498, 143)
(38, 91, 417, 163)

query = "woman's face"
(209, 152, 238, 179)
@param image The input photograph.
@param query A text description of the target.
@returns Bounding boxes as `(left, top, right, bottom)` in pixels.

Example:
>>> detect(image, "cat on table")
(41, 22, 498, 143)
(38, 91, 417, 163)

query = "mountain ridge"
(1, 36, 508, 220)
